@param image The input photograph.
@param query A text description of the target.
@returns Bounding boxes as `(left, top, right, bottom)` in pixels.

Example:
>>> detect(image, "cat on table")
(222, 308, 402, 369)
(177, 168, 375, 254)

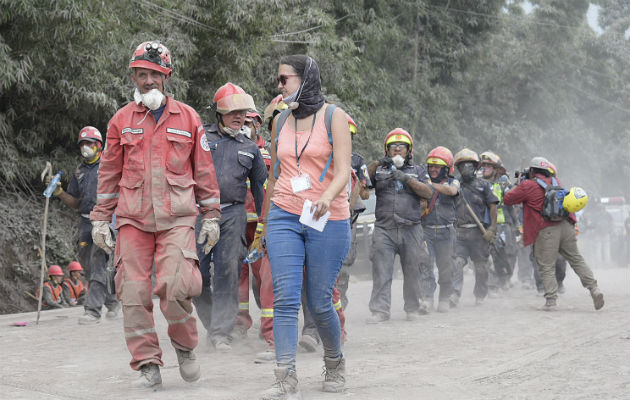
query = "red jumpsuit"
(235, 137, 275, 345)
(91, 97, 221, 370)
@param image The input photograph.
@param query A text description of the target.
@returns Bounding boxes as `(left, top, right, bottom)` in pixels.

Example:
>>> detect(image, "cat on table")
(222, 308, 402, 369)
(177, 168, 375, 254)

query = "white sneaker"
(78, 313, 100, 325)
(254, 348, 275, 364)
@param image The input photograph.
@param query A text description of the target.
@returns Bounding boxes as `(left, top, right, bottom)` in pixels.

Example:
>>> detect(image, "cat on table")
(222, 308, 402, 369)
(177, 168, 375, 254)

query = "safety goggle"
(388, 143, 409, 150)
(277, 74, 299, 86)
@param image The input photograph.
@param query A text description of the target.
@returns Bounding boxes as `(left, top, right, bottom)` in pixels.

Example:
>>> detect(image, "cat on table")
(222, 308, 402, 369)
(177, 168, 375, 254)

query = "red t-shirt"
(503, 174, 576, 246)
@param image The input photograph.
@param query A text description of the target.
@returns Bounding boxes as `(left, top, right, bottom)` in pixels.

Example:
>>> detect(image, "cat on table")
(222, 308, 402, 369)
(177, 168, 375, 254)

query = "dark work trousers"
(421, 226, 455, 302)
(489, 224, 517, 289)
(369, 224, 428, 316)
(194, 205, 247, 344)
(78, 218, 118, 318)
(453, 227, 491, 300)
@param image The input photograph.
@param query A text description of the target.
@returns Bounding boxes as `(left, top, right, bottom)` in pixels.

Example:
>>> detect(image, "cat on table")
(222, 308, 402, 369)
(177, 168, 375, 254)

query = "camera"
(514, 168, 530, 179)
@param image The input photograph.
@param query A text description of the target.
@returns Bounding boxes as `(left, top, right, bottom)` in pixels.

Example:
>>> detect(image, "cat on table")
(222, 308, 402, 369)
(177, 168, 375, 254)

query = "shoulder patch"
(200, 134, 210, 151)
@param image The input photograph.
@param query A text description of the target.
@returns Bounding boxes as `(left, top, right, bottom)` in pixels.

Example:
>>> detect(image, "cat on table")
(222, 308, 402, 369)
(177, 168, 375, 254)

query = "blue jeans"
(267, 204, 350, 370)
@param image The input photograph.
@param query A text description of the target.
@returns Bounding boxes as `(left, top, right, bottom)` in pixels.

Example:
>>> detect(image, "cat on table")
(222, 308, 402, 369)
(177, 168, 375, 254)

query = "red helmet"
(213, 82, 256, 115)
(77, 126, 103, 150)
(384, 128, 413, 155)
(129, 41, 172, 76)
(346, 113, 357, 135)
(68, 261, 83, 272)
(426, 146, 453, 167)
(547, 162, 558, 176)
(48, 265, 64, 276)
(246, 111, 263, 124)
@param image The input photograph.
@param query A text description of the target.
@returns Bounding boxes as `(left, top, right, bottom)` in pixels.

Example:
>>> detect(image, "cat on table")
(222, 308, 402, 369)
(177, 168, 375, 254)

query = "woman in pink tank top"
(258, 55, 351, 399)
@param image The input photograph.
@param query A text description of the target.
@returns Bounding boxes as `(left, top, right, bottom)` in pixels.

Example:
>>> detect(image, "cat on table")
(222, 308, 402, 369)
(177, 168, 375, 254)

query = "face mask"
(134, 88, 165, 111)
(392, 155, 405, 168)
(220, 123, 240, 137)
(282, 90, 299, 109)
(241, 125, 252, 139)
(458, 162, 476, 182)
(81, 144, 96, 159)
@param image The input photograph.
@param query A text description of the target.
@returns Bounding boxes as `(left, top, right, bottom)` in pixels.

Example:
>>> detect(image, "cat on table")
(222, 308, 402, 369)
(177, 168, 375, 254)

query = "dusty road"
(1, 266, 628, 400)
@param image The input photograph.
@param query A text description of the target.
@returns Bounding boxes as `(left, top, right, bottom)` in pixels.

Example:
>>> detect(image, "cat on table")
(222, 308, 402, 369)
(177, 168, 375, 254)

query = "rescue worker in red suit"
(63, 261, 87, 306)
(39, 265, 68, 309)
(90, 40, 221, 389)
(233, 111, 277, 363)
(192, 83, 267, 352)
(46, 126, 120, 324)
(503, 156, 604, 311)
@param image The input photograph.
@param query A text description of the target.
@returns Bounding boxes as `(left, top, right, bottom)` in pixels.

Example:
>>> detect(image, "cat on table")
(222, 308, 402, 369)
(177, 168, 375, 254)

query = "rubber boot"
(590, 287, 604, 310)
(322, 355, 346, 393)
(259, 367, 302, 400)
(133, 363, 162, 390)
(175, 348, 201, 382)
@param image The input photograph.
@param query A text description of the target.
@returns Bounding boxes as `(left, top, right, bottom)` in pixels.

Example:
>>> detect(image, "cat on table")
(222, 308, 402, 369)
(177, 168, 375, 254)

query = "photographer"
(503, 157, 604, 311)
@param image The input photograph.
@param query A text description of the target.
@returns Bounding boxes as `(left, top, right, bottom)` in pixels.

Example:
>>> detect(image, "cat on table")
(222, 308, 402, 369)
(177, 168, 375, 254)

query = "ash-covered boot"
(589, 287, 604, 310)
(259, 367, 302, 400)
(322, 355, 346, 393)
(175, 348, 201, 382)
(133, 363, 162, 390)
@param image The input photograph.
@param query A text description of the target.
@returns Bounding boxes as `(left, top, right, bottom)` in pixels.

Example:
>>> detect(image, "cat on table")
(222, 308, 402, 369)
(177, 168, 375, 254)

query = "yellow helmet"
(563, 187, 588, 213)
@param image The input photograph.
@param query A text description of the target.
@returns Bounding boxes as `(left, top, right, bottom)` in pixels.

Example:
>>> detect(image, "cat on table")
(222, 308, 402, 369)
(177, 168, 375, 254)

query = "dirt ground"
(0, 265, 628, 400)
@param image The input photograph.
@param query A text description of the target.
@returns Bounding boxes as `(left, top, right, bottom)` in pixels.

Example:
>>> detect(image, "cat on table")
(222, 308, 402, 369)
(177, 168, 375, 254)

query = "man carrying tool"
(46, 126, 120, 324)
(451, 148, 498, 306)
(90, 40, 221, 388)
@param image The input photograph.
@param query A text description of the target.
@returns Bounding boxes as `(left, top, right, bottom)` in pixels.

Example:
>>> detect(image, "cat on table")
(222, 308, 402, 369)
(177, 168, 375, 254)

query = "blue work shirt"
(67, 160, 100, 216)
(203, 124, 267, 214)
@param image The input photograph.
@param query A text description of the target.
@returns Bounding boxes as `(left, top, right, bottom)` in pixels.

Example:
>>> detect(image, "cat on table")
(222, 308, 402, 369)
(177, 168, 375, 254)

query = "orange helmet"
(48, 265, 64, 276)
(384, 128, 413, 155)
(68, 261, 83, 272)
(426, 146, 453, 167)
(77, 126, 103, 150)
(129, 41, 172, 76)
(213, 82, 256, 115)
(346, 113, 357, 135)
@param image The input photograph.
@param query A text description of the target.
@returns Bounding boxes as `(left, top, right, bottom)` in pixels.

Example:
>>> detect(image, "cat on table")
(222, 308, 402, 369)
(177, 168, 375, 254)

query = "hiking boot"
(365, 312, 389, 324)
(475, 297, 484, 306)
(215, 341, 232, 352)
(255, 347, 276, 364)
(298, 334, 319, 353)
(175, 348, 200, 382)
(259, 367, 302, 400)
(231, 325, 248, 341)
(488, 288, 501, 298)
(418, 300, 432, 314)
(539, 298, 557, 311)
(448, 293, 460, 308)
(437, 300, 449, 313)
(78, 313, 100, 325)
(322, 356, 346, 393)
(590, 287, 604, 310)
(105, 302, 121, 319)
(406, 311, 419, 321)
(133, 363, 162, 390)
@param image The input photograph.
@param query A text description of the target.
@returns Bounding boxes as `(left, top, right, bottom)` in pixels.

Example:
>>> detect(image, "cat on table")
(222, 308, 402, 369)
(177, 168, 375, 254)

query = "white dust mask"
(134, 88, 165, 111)
(392, 155, 405, 168)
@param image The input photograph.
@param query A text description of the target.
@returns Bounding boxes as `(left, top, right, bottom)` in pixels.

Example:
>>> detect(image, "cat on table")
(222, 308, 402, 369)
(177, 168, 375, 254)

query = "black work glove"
(392, 169, 410, 183)
(378, 156, 393, 169)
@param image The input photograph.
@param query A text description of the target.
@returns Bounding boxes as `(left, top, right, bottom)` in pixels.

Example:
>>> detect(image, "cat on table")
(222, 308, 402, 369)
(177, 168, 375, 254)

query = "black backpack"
(535, 177, 569, 221)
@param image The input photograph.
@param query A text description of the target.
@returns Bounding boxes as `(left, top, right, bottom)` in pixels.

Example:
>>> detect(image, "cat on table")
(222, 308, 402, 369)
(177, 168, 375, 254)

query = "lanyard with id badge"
(290, 111, 318, 194)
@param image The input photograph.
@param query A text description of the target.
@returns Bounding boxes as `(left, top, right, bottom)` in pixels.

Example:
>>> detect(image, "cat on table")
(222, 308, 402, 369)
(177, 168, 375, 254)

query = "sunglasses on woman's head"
(277, 74, 299, 86)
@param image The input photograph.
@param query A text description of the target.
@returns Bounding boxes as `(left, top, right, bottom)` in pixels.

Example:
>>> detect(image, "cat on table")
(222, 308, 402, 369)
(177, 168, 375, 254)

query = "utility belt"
(457, 223, 478, 228)
(424, 223, 453, 229)
(220, 201, 242, 210)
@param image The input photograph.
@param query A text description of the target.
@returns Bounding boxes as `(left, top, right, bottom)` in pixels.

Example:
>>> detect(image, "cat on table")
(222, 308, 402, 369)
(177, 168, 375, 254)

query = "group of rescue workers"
(39, 39, 605, 399)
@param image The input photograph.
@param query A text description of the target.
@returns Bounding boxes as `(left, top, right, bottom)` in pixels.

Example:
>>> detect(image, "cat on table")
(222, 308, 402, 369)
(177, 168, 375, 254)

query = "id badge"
(290, 174, 312, 194)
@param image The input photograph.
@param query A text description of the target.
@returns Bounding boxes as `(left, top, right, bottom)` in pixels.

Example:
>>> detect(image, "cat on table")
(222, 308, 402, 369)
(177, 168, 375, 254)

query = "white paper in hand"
(299, 199, 330, 232)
